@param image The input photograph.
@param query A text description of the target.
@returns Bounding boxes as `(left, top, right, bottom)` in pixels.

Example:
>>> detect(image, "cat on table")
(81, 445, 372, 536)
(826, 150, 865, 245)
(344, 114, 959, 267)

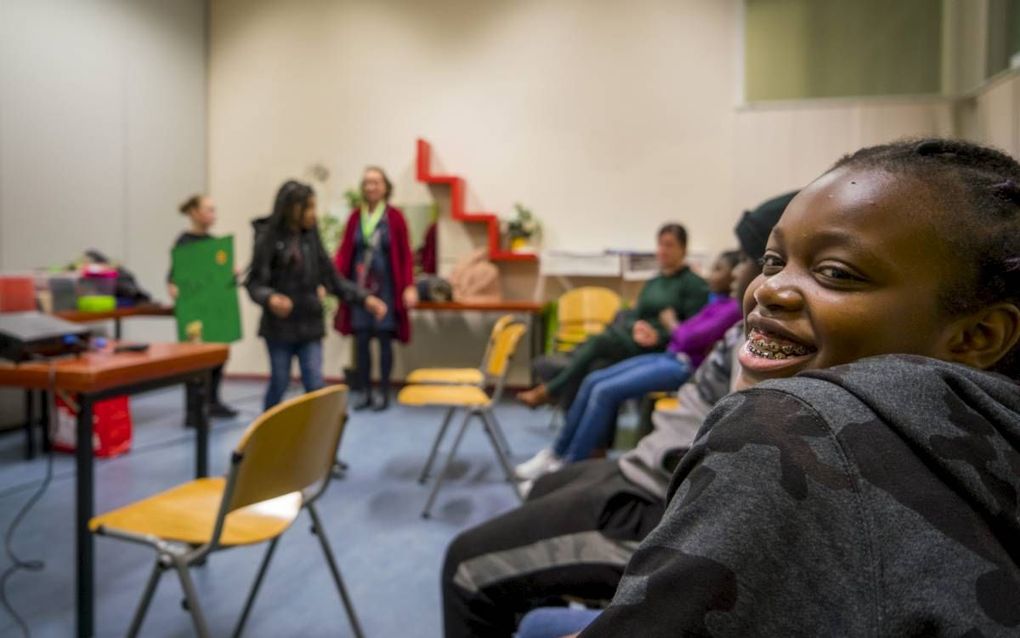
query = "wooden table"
(0, 342, 228, 638)
(54, 303, 175, 339)
(414, 300, 546, 384)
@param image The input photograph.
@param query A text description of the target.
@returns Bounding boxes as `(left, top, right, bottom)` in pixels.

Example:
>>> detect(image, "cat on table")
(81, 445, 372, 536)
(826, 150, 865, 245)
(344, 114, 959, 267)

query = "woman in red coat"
(334, 166, 417, 410)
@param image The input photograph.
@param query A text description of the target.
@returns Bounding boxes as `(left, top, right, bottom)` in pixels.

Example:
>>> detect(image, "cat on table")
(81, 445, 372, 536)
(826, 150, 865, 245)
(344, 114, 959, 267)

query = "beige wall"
(209, 0, 962, 378)
(959, 69, 1020, 158)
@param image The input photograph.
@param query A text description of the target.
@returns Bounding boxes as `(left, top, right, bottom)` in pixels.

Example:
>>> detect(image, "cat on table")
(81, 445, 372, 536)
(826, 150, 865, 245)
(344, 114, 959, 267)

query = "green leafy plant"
(507, 203, 540, 241)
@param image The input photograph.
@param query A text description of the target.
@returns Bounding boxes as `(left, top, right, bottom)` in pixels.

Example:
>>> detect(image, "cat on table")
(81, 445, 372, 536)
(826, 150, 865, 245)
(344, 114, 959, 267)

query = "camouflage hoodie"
(581, 355, 1020, 637)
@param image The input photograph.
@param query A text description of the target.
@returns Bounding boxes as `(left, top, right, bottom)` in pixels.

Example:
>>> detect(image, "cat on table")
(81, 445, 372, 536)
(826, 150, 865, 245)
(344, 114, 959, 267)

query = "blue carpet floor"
(0, 381, 556, 637)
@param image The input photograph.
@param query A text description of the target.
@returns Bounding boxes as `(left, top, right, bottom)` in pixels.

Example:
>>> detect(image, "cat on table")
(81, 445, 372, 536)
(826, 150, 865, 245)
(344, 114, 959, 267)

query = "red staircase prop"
(416, 138, 538, 263)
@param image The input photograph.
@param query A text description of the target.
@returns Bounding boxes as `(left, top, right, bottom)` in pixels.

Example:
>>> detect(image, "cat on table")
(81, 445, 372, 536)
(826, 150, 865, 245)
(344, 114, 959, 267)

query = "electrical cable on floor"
(0, 362, 57, 638)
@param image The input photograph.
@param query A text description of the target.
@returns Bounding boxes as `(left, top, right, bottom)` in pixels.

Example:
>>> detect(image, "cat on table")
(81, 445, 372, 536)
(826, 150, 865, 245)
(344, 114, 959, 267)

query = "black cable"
(0, 362, 57, 638)
(0, 449, 52, 638)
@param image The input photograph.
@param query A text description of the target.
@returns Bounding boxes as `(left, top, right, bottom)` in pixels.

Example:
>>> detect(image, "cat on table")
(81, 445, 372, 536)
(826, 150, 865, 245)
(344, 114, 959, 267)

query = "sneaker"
(517, 479, 534, 499)
(209, 403, 239, 419)
(514, 448, 561, 480)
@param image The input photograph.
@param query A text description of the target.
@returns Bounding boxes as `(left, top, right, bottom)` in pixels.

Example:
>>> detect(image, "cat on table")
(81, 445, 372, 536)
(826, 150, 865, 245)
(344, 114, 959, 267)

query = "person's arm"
(392, 209, 418, 308)
(580, 389, 871, 637)
(668, 299, 742, 358)
(244, 237, 277, 307)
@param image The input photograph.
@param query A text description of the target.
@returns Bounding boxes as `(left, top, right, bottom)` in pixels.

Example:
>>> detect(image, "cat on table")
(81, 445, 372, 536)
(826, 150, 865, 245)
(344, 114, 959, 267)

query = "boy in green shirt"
(518, 224, 708, 408)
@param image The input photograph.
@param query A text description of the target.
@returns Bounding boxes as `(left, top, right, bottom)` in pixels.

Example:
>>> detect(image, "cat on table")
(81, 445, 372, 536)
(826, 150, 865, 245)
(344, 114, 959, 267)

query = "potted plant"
(506, 203, 540, 252)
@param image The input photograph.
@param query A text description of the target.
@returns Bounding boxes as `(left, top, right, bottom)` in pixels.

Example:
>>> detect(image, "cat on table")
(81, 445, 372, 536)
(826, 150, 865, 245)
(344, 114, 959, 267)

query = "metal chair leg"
(126, 559, 165, 638)
(418, 407, 456, 484)
(422, 411, 474, 518)
(307, 504, 365, 638)
(232, 537, 280, 638)
(173, 558, 211, 638)
(489, 411, 514, 459)
(480, 411, 520, 493)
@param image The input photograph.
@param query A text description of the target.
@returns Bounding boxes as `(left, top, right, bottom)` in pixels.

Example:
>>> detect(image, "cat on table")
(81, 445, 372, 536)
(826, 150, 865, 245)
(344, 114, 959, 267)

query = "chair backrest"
(555, 287, 621, 343)
(226, 385, 349, 513)
(485, 321, 528, 379)
(479, 314, 517, 373)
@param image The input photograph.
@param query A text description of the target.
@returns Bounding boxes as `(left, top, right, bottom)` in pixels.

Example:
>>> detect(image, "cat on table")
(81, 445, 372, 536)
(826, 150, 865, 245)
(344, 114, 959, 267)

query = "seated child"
(515, 250, 744, 481)
(441, 191, 794, 638)
(580, 139, 1020, 637)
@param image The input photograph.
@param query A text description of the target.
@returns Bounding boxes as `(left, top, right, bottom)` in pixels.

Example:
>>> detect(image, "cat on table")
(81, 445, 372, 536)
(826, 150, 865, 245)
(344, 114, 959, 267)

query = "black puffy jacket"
(245, 217, 368, 343)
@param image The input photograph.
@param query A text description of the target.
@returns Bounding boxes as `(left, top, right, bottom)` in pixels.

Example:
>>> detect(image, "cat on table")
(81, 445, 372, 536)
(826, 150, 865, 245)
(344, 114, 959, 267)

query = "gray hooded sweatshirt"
(582, 355, 1020, 637)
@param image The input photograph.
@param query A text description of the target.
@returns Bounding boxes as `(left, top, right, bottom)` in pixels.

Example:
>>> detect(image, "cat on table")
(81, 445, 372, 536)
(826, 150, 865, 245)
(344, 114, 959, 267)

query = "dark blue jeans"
(516, 608, 602, 638)
(264, 338, 324, 411)
(554, 352, 691, 461)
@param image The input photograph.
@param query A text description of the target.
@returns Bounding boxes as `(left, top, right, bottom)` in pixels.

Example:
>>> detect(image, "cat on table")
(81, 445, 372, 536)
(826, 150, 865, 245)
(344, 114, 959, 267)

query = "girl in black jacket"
(246, 180, 386, 410)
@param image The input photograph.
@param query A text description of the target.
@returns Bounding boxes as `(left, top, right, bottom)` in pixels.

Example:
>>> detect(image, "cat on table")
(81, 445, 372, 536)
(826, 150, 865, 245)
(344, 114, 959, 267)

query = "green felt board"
(171, 235, 242, 343)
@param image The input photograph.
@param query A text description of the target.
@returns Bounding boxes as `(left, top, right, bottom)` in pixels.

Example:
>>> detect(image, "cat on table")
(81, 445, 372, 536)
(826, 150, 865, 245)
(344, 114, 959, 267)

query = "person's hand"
(317, 285, 327, 301)
(167, 283, 179, 301)
(632, 320, 659, 347)
(365, 295, 388, 320)
(659, 307, 679, 331)
(403, 285, 419, 309)
(268, 293, 293, 318)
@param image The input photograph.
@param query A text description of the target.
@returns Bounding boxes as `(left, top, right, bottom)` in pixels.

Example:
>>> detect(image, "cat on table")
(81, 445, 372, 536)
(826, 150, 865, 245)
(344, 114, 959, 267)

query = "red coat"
(333, 206, 414, 343)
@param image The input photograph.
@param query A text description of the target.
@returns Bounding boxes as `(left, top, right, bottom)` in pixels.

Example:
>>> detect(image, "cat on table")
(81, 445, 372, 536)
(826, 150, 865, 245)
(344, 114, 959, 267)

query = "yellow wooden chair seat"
(654, 397, 681, 412)
(89, 477, 301, 547)
(398, 384, 491, 408)
(405, 368, 485, 385)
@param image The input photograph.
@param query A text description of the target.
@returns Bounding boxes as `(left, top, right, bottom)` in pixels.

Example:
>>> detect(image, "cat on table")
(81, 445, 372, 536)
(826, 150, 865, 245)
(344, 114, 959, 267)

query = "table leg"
(529, 312, 544, 387)
(76, 396, 95, 638)
(114, 318, 122, 340)
(23, 390, 36, 460)
(187, 372, 211, 478)
(41, 392, 51, 453)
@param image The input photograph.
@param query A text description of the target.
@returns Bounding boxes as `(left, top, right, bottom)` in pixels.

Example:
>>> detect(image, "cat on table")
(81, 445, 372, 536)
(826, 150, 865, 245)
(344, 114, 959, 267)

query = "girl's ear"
(947, 303, 1020, 371)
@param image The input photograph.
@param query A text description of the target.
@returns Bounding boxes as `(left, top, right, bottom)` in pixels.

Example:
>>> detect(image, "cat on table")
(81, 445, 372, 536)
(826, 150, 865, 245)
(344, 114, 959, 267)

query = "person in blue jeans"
(516, 608, 601, 638)
(516, 251, 742, 481)
(246, 180, 387, 410)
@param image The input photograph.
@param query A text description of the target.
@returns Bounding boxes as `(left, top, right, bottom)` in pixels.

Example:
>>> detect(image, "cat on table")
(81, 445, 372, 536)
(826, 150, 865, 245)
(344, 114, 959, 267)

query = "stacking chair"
(89, 386, 363, 638)
(398, 321, 528, 518)
(552, 286, 622, 353)
(655, 395, 681, 412)
(405, 313, 517, 386)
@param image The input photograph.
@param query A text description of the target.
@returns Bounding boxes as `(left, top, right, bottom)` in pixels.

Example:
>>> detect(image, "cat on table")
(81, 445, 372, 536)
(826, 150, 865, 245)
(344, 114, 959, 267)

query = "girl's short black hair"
(658, 223, 688, 248)
(830, 138, 1020, 379)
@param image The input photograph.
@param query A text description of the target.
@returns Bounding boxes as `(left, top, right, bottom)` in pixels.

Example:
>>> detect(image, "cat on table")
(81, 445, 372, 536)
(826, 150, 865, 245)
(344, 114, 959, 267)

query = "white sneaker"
(517, 479, 534, 499)
(514, 447, 562, 480)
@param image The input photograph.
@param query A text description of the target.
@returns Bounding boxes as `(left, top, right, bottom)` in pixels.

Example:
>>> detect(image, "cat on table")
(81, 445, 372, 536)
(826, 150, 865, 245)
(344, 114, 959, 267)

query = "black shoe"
(372, 396, 390, 412)
(209, 402, 239, 419)
(353, 394, 374, 411)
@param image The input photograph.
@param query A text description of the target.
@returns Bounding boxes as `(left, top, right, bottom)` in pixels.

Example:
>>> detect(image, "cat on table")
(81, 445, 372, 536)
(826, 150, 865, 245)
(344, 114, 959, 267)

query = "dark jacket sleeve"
(581, 389, 874, 638)
(317, 237, 369, 306)
(244, 236, 276, 307)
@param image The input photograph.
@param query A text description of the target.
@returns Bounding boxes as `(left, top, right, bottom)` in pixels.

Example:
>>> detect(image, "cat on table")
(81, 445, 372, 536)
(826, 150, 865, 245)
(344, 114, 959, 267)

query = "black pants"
(354, 329, 395, 396)
(442, 460, 665, 638)
(534, 355, 614, 415)
(545, 331, 646, 404)
(210, 364, 225, 404)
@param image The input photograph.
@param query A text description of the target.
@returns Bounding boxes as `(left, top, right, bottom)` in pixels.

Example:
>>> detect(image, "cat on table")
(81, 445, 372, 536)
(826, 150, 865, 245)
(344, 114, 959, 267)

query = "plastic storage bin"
(52, 393, 132, 458)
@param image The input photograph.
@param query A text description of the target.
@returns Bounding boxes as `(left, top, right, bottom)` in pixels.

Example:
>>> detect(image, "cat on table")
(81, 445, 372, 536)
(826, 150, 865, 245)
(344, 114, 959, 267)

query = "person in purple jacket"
(516, 251, 744, 482)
